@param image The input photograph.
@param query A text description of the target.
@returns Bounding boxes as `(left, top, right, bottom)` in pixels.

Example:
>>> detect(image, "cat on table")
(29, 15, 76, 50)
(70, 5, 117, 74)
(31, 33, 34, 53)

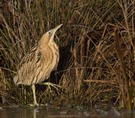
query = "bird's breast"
(48, 43, 59, 70)
(41, 43, 59, 78)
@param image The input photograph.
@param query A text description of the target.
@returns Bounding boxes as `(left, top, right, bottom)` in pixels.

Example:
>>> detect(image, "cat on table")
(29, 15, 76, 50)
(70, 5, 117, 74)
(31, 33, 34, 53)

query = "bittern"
(14, 24, 62, 106)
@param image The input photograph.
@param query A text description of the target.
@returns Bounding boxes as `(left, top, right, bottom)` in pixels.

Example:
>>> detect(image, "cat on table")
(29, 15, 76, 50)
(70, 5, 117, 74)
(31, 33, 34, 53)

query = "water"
(0, 106, 135, 118)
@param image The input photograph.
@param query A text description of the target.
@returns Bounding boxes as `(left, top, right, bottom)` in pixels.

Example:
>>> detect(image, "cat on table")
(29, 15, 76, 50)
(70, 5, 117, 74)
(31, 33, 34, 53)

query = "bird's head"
(39, 24, 63, 47)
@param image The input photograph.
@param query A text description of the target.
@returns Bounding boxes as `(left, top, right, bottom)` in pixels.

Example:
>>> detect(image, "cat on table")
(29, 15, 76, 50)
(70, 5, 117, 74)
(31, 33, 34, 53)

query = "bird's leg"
(31, 85, 39, 106)
(40, 82, 61, 92)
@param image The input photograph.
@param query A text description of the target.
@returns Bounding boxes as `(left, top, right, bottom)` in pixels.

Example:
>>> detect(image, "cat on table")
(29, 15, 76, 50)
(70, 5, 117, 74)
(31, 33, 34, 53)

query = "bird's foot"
(40, 82, 61, 92)
(28, 103, 39, 107)
(28, 103, 46, 107)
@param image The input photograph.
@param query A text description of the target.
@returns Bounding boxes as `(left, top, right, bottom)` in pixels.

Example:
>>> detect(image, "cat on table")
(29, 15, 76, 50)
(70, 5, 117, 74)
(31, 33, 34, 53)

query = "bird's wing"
(19, 47, 39, 68)
(14, 46, 43, 85)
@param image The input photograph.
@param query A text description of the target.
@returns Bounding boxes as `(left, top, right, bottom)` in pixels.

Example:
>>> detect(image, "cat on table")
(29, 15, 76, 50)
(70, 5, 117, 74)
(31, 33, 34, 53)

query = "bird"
(13, 24, 63, 106)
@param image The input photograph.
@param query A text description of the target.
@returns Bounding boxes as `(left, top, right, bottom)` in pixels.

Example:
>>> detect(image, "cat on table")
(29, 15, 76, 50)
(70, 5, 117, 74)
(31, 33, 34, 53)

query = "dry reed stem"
(35, 0, 44, 33)
(0, 68, 7, 104)
(114, 27, 131, 110)
(84, 79, 115, 85)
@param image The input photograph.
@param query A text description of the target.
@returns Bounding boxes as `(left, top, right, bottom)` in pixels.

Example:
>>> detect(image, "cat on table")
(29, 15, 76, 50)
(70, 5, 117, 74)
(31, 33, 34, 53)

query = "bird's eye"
(48, 32, 51, 35)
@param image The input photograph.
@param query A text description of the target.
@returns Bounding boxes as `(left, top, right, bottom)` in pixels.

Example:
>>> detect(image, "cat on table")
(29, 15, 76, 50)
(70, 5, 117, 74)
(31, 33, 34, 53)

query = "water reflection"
(0, 106, 135, 118)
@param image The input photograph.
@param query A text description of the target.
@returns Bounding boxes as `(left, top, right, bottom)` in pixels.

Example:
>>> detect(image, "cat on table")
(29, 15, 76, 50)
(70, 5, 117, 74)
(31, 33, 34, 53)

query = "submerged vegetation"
(0, 0, 135, 110)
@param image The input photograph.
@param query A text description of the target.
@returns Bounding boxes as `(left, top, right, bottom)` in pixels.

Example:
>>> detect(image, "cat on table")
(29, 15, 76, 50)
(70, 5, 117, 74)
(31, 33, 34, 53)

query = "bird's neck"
(48, 42, 59, 54)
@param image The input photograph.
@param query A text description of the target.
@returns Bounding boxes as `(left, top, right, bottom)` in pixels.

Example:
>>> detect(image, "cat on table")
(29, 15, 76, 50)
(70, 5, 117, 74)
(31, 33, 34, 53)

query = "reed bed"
(0, 0, 134, 110)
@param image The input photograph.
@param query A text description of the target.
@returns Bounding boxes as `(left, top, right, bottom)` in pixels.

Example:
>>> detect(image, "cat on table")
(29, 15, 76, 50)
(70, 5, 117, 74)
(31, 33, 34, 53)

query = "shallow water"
(0, 106, 135, 118)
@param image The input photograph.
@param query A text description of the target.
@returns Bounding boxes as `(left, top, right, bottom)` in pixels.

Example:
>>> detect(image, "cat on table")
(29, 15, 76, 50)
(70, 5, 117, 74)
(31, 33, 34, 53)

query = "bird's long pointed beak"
(49, 24, 63, 42)
(52, 24, 63, 33)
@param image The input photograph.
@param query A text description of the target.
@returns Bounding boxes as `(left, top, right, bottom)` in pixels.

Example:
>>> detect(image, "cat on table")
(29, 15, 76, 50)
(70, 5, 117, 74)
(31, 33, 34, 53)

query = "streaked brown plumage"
(14, 24, 62, 106)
